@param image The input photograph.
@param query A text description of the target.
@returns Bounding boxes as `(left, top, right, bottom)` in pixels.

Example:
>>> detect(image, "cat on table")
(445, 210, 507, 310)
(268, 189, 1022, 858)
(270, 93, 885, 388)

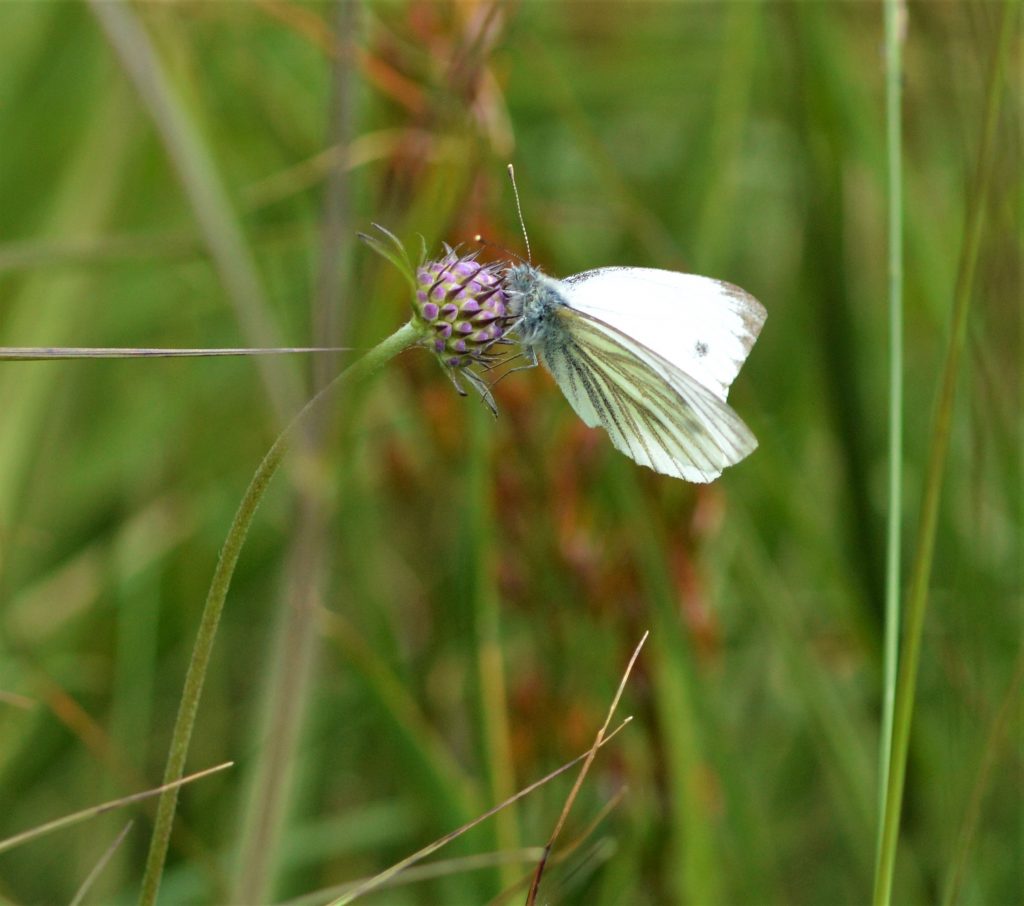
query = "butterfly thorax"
(504, 264, 567, 350)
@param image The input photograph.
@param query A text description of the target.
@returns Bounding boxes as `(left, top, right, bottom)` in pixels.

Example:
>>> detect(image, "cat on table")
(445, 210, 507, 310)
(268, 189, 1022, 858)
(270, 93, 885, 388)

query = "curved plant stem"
(231, 7, 358, 896)
(138, 320, 420, 906)
(871, 4, 1015, 903)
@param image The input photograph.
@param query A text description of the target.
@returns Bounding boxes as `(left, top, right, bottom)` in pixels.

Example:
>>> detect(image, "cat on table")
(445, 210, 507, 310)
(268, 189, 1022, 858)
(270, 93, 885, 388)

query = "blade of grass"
(610, 465, 722, 905)
(0, 763, 230, 855)
(299, 739, 609, 905)
(524, 38, 684, 269)
(525, 632, 647, 905)
(0, 347, 350, 360)
(0, 83, 136, 552)
(468, 398, 520, 897)
(232, 4, 356, 896)
(68, 821, 134, 906)
(87, 0, 299, 424)
(872, 4, 1017, 903)
(691, 1, 760, 273)
(733, 509, 877, 862)
(875, 0, 905, 879)
(312, 0, 357, 390)
(327, 719, 633, 906)
(489, 788, 627, 906)
(941, 646, 1024, 906)
(790, 2, 885, 628)
(232, 496, 327, 904)
(279, 849, 547, 906)
(136, 321, 419, 906)
(318, 608, 481, 819)
(0, 230, 204, 271)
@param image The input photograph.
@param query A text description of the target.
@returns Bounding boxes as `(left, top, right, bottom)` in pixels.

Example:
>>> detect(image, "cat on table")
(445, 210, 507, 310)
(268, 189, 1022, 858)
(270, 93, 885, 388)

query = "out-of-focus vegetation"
(0, 2, 1019, 904)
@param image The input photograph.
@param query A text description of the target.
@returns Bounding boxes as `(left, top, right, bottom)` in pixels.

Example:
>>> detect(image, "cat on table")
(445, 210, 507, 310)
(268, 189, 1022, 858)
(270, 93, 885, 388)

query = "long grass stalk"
(138, 321, 420, 906)
(875, 0, 905, 877)
(0, 85, 135, 535)
(611, 467, 720, 904)
(231, 4, 356, 896)
(525, 632, 648, 905)
(871, 5, 1016, 903)
(231, 504, 327, 903)
(468, 399, 519, 896)
(941, 649, 1024, 906)
(87, 0, 299, 423)
(327, 722, 633, 906)
(0, 763, 229, 856)
(68, 821, 134, 906)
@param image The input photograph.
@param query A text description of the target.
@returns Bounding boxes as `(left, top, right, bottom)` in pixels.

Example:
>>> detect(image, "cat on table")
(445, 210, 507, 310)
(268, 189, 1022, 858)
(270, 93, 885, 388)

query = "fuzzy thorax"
(503, 264, 566, 349)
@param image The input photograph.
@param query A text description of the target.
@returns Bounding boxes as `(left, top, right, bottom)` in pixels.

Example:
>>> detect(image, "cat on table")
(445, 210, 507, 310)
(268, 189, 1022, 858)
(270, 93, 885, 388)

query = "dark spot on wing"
(695, 341, 708, 357)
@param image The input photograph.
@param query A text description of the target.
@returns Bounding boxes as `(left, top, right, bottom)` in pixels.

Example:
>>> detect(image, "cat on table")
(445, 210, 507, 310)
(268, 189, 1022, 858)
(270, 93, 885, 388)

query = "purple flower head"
(412, 248, 513, 372)
(359, 224, 515, 414)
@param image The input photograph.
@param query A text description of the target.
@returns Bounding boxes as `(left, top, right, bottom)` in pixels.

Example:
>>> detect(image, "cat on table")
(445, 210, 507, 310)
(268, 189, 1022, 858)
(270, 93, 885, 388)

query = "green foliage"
(0, 3, 1018, 904)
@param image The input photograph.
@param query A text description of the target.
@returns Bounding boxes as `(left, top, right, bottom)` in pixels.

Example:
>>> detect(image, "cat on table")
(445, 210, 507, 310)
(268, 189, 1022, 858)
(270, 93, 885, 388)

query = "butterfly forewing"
(560, 267, 766, 403)
(541, 308, 758, 483)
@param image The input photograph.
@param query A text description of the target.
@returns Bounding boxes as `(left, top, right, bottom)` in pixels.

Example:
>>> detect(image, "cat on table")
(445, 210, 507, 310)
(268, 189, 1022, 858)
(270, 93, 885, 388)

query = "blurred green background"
(0, 2, 1019, 904)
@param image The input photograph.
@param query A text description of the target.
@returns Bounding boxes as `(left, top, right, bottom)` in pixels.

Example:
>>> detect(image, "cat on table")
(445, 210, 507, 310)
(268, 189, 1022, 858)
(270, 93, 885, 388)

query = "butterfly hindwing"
(541, 307, 757, 483)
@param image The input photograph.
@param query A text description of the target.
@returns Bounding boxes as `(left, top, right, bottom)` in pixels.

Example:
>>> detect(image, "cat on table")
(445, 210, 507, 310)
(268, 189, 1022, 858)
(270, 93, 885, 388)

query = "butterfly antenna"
(474, 234, 526, 265)
(507, 163, 531, 264)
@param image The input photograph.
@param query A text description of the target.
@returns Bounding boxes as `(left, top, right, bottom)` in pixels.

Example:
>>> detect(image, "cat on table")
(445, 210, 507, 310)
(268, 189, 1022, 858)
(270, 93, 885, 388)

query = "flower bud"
(414, 250, 511, 368)
(359, 224, 513, 413)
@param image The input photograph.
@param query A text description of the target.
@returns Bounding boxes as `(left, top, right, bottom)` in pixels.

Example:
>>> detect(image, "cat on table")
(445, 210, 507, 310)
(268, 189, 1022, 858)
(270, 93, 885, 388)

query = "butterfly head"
(504, 263, 565, 348)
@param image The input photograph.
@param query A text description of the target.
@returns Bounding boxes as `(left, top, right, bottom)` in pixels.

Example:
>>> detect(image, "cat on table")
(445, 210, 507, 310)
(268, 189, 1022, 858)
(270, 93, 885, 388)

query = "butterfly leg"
(443, 361, 498, 416)
(500, 344, 539, 375)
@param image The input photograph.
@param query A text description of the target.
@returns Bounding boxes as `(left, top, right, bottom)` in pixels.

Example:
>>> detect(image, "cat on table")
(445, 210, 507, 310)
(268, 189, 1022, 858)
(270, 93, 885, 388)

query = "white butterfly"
(504, 264, 766, 483)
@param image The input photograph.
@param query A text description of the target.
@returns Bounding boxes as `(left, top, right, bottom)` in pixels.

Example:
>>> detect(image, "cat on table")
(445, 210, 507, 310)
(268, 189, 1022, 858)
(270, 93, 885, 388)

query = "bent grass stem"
(138, 321, 420, 906)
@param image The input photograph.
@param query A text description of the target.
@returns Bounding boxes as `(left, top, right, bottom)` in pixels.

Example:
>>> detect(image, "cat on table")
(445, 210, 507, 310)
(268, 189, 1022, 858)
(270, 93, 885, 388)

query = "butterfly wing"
(560, 267, 766, 403)
(540, 307, 758, 482)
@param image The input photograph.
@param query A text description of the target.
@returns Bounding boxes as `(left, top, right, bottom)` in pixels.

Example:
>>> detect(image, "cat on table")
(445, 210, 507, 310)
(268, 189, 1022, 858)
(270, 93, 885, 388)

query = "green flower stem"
(138, 320, 420, 906)
(871, 4, 1015, 903)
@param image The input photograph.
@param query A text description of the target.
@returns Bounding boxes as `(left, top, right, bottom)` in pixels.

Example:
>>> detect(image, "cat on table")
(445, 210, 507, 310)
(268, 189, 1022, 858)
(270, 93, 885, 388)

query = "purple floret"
(412, 249, 513, 374)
